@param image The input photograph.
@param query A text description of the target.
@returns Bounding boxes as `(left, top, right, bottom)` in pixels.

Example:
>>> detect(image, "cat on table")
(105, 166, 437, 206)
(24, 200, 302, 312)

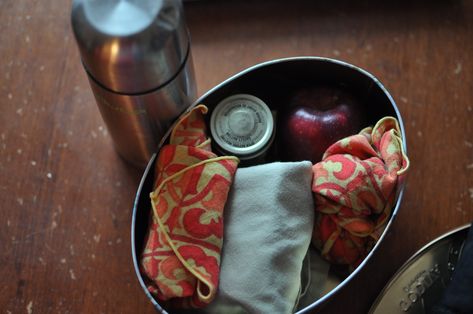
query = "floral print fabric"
(141, 105, 239, 308)
(312, 117, 409, 267)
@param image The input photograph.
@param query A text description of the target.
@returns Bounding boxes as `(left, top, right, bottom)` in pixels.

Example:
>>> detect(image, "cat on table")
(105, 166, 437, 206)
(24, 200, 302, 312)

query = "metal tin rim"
(131, 152, 167, 313)
(131, 56, 407, 313)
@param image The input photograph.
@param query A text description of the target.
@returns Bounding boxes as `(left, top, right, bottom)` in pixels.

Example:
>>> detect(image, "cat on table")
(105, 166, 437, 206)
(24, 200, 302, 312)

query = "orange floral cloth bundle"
(311, 117, 409, 267)
(141, 105, 239, 308)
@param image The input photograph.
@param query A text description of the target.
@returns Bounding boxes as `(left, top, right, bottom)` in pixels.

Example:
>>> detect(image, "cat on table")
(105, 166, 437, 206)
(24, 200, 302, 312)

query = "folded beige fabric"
(204, 161, 315, 314)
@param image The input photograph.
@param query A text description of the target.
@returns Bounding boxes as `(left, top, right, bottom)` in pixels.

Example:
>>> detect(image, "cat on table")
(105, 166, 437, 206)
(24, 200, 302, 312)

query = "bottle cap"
(71, 0, 189, 94)
(210, 94, 274, 159)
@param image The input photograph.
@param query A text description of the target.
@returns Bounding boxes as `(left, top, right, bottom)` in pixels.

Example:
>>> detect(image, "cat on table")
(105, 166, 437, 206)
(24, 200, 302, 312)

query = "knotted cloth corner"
(312, 116, 410, 267)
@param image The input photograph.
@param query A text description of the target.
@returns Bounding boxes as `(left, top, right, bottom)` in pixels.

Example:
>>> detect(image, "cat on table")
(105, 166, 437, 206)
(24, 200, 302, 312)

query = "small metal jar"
(209, 94, 275, 165)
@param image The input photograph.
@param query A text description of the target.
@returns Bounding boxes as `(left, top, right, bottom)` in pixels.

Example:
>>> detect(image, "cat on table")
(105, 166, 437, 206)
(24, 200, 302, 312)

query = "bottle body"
(71, 0, 196, 168)
(87, 52, 196, 169)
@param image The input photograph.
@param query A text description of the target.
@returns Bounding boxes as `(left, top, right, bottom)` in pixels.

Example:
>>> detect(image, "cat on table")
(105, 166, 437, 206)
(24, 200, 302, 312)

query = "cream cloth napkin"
(203, 161, 315, 314)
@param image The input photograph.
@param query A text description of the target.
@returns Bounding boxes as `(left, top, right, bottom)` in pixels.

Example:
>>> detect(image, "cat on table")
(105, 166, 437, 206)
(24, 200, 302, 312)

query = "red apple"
(279, 86, 364, 163)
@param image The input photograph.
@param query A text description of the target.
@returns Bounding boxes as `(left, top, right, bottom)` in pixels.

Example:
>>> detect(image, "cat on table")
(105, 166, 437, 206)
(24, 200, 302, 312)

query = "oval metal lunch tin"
(131, 57, 407, 313)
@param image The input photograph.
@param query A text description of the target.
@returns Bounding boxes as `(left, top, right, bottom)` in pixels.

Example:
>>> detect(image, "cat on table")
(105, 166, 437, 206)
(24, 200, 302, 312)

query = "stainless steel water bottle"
(71, 0, 196, 168)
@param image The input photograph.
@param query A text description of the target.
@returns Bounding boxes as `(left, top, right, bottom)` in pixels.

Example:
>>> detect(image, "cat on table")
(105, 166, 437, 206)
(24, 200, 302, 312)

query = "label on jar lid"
(210, 94, 274, 158)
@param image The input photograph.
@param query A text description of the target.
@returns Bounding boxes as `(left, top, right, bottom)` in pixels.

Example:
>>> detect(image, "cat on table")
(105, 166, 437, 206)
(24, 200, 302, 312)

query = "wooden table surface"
(1, 0, 472, 313)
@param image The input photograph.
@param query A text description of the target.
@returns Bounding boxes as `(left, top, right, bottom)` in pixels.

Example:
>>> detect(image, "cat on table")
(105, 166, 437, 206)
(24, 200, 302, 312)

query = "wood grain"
(0, 0, 472, 313)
